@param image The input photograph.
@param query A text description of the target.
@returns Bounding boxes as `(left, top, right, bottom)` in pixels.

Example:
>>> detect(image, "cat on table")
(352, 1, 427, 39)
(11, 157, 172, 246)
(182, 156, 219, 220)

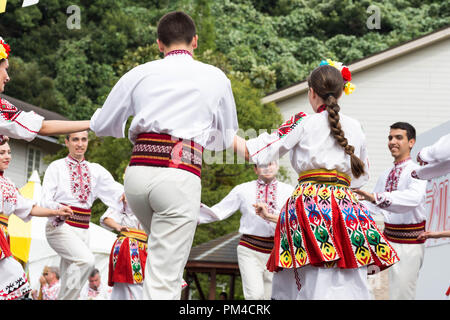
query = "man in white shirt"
(200, 162, 294, 299)
(354, 122, 427, 300)
(79, 268, 112, 300)
(90, 11, 238, 299)
(42, 131, 126, 300)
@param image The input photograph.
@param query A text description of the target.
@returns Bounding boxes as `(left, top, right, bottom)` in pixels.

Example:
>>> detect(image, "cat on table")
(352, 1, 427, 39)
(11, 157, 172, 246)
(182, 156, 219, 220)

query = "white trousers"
(110, 283, 143, 300)
(45, 222, 95, 300)
(237, 245, 273, 300)
(388, 242, 425, 300)
(124, 166, 201, 300)
(271, 266, 372, 300)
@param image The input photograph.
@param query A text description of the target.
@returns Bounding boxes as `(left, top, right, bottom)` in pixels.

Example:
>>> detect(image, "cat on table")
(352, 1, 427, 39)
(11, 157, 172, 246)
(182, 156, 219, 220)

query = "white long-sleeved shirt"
(0, 97, 43, 141)
(0, 172, 35, 222)
(246, 110, 370, 188)
(41, 156, 125, 213)
(199, 179, 294, 237)
(414, 133, 450, 180)
(418, 133, 450, 163)
(368, 158, 427, 225)
(90, 52, 238, 151)
(100, 207, 143, 231)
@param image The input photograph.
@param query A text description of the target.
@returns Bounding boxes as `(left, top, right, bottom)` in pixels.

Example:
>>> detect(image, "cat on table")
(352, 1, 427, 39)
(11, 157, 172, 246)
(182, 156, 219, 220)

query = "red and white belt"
(129, 133, 203, 178)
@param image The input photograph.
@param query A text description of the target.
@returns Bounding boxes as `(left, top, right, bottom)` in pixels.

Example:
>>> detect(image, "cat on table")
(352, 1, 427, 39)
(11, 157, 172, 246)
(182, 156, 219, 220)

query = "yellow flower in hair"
(0, 46, 6, 60)
(326, 58, 336, 67)
(344, 82, 355, 95)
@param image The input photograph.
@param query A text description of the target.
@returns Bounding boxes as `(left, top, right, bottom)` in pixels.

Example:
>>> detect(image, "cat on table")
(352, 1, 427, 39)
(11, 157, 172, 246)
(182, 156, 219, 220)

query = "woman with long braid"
(233, 61, 399, 299)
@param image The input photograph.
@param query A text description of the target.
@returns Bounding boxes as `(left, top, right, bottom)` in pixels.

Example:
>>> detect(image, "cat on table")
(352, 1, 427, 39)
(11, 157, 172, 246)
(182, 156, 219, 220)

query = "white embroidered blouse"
(246, 110, 370, 188)
(0, 172, 35, 222)
(0, 97, 44, 141)
(100, 207, 143, 231)
(90, 52, 239, 151)
(199, 179, 294, 237)
(41, 156, 125, 213)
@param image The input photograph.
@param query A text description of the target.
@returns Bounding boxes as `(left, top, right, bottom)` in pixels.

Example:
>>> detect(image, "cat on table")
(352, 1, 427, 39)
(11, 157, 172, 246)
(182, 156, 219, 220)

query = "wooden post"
(229, 273, 236, 300)
(193, 273, 206, 300)
(182, 272, 190, 300)
(208, 268, 216, 300)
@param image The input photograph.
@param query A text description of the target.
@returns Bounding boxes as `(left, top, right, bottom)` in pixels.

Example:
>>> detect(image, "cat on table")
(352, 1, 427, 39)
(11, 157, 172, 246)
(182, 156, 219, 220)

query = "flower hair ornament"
(319, 58, 355, 95)
(0, 37, 11, 60)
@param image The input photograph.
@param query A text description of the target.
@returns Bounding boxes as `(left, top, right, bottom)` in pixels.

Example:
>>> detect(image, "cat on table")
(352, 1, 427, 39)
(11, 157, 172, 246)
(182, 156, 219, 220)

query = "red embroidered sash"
(129, 133, 203, 178)
(64, 205, 91, 229)
(383, 221, 426, 244)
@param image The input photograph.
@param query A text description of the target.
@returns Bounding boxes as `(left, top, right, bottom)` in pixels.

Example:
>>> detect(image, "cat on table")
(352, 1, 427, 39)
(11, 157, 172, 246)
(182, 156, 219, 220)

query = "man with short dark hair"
(354, 122, 427, 300)
(79, 268, 111, 300)
(90, 11, 239, 299)
(42, 131, 126, 300)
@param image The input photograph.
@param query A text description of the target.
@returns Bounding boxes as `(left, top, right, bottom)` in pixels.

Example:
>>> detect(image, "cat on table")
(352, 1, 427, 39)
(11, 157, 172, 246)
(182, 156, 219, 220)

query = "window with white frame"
(27, 147, 41, 179)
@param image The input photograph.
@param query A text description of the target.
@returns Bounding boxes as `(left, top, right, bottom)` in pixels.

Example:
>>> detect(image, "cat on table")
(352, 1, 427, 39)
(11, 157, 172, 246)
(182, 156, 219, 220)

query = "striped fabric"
(119, 228, 148, 243)
(64, 205, 91, 229)
(0, 213, 9, 242)
(129, 133, 203, 178)
(0, 213, 8, 228)
(383, 221, 426, 244)
(239, 234, 274, 254)
(298, 169, 351, 187)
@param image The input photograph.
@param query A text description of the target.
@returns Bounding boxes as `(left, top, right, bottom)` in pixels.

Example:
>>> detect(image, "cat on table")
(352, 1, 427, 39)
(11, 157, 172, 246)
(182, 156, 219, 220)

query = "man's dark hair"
(157, 11, 196, 46)
(390, 122, 416, 140)
(89, 268, 100, 278)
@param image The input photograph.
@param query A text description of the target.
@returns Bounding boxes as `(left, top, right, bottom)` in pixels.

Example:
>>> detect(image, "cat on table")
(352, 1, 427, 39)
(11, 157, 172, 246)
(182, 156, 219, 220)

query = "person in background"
(79, 268, 112, 300)
(354, 122, 427, 300)
(31, 266, 60, 300)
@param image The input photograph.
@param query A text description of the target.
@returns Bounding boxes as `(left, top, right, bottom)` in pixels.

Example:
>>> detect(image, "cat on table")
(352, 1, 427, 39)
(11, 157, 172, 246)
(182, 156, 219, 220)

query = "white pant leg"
(237, 245, 273, 300)
(388, 242, 425, 300)
(125, 166, 201, 300)
(110, 283, 143, 300)
(272, 266, 371, 300)
(45, 222, 95, 300)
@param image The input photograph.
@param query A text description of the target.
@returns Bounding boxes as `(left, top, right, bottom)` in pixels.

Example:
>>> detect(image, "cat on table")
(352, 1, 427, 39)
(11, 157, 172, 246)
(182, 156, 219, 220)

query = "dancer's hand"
(253, 202, 278, 223)
(352, 189, 375, 203)
(416, 152, 428, 166)
(56, 205, 73, 217)
(116, 225, 129, 233)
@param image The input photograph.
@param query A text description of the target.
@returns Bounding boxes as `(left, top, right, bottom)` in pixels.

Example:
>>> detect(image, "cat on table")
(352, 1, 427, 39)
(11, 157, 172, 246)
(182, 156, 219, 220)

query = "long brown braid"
(307, 65, 365, 178)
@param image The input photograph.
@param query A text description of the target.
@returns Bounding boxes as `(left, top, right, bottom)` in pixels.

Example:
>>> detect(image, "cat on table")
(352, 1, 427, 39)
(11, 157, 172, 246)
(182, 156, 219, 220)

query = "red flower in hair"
(3, 43, 10, 55)
(341, 67, 352, 82)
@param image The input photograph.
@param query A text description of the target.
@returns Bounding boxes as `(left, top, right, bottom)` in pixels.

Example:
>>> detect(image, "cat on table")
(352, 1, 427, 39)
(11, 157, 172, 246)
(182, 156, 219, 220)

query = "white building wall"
(7, 139, 53, 188)
(275, 38, 450, 193)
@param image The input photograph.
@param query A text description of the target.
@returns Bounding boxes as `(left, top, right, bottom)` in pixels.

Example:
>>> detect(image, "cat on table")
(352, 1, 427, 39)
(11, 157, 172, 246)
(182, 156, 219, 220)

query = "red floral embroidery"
(0, 98, 21, 122)
(65, 156, 91, 203)
(385, 157, 411, 192)
(0, 174, 18, 206)
(256, 179, 278, 218)
(277, 112, 307, 138)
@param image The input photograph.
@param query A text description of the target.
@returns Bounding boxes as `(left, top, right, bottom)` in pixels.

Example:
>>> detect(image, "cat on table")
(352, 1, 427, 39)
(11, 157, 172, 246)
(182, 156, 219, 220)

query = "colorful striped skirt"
(267, 170, 400, 275)
(108, 228, 148, 286)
